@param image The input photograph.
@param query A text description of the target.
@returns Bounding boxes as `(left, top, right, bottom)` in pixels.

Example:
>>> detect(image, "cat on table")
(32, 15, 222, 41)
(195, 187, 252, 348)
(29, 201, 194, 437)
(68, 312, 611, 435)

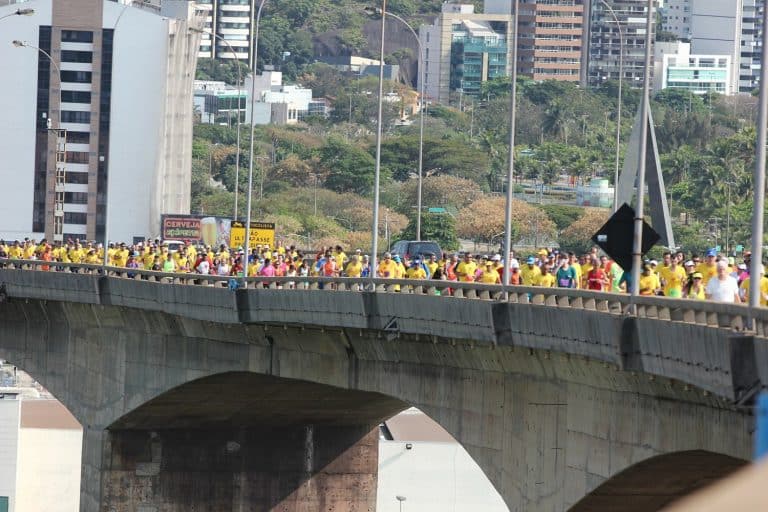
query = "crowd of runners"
(0, 238, 762, 304)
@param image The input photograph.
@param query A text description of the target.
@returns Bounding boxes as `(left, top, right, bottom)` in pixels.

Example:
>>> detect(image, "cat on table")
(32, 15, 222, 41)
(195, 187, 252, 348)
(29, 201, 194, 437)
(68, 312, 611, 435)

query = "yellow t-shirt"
(695, 262, 718, 286)
(638, 273, 660, 295)
(345, 261, 363, 278)
(378, 260, 397, 278)
(426, 261, 439, 277)
(406, 267, 427, 280)
(477, 268, 499, 284)
(659, 265, 686, 297)
(535, 273, 556, 287)
(520, 264, 541, 286)
(740, 276, 768, 306)
(456, 261, 478, 282)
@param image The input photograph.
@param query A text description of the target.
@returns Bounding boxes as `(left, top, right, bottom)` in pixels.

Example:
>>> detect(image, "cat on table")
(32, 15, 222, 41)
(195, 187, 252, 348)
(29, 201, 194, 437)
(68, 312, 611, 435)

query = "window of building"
(61, 30, 93, 43)
(61, 50, 93, 63)
(63, 212, 88, 224)
(62, 111, 91, 124)
(66, 151, 90, 164)
(61, 70, 92, 83)
(61, 91, 92, 103)
(64, 192, 88, 204)
(65, 172, 89, 184)
(67, 131, 90, 144)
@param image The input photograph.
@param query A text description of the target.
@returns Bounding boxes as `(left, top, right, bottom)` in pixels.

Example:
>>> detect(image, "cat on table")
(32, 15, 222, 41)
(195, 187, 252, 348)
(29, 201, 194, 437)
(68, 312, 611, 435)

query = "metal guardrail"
(1, 258, 766, 337)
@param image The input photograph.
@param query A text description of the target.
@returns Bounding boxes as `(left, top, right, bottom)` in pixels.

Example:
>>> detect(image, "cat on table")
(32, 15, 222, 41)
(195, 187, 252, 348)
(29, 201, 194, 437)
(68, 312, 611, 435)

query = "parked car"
(390, 240, 442, 260)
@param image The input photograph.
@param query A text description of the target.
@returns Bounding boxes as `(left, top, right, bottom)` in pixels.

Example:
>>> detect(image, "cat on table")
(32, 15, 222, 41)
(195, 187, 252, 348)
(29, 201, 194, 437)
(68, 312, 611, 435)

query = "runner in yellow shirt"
(695, 249, 718, 285)
(535, 265, 556, 287)
(520, 256, 541, 286)
(659, 260, 686, 297)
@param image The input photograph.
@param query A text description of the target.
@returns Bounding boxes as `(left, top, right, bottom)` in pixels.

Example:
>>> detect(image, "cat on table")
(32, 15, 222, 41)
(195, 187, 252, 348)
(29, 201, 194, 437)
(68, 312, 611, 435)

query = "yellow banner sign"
(229, 221, 276, 249)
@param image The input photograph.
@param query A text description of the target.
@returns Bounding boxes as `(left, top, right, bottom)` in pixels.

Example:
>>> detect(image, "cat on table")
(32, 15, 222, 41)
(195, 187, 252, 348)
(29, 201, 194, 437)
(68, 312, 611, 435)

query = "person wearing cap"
(696, 249, 718, 286)
(478, 260, 501, 284)
(521, 256, 540, 286)
(739, 265, 768, 305)
(406, 258, 427, 280)
(705, 259, 740, 303)
(686, 272, 706, 300)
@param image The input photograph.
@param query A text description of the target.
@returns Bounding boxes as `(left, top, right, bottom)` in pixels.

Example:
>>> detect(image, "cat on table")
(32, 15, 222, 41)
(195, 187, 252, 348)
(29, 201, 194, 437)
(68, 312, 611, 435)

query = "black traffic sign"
(591, 203, 660, 272)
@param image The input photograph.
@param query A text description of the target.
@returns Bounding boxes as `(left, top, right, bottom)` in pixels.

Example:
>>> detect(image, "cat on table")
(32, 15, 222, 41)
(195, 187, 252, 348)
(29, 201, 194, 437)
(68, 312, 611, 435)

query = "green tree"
(398, 213, 459, 250)
(320, 137, 377, 194)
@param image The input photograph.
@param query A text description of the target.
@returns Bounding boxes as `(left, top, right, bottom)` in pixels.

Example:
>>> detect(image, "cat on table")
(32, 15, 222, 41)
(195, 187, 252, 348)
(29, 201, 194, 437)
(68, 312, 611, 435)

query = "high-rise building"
(738, 0, 764, 93)
(196, 0, 252, 65)
(419, 3, 514, 103)
(487, 0, 585, 83)
(581, 0, 657, 88)
(659, 0, 691, 40)
(0, 0, 203, 242)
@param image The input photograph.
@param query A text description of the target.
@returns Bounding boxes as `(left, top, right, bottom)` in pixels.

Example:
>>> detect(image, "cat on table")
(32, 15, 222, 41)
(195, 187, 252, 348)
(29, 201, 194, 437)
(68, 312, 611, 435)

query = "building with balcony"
(419, 3, 514, 104)
(196, 0, 252, 65)
(654, 41, 734, 95)
(0, 0, 203, 242)
(487, 0, 584, 83)
(581, 0, 657, 88)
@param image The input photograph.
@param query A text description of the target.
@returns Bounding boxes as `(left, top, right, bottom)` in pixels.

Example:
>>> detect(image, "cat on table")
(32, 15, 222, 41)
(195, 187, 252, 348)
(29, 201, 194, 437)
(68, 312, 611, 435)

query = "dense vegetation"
(192, 69, 760, 254)
(191, 2, 762, 254)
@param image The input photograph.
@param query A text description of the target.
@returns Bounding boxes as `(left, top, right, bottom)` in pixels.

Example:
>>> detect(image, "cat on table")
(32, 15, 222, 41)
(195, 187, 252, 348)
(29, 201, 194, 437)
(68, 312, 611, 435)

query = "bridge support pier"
(90, 424, 379, 512)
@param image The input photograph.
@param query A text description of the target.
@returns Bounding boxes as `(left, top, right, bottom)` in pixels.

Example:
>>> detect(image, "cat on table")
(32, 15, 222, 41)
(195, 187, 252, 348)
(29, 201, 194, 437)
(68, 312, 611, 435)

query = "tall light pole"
(189, 27, 243, 220)
(13, 39, 64, 244)
(502, 0, 519, 287)
(395, 495, 406, 512)
(370, 0, 387, 285)
(598, 0, 623, 212)
(244, 0, 268, 284)
(749, 0, 768, 311)
(629, 0, 654, 298)
(369, 8, 425, 241)
(0, 7, 34, 22)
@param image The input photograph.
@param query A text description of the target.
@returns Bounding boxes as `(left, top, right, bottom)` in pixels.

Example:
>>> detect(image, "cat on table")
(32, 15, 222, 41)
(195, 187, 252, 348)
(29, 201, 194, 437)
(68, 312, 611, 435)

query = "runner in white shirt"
(705, 260, 741, 303)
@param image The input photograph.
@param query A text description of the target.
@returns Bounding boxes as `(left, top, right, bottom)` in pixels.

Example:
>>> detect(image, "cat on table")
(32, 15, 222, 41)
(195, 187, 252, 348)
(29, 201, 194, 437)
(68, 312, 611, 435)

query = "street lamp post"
(244, 0, 268, 285)
(371, 8, 425, 241)
(395, 495, 406, 512)
(501, 0, 519, 288)
(13, 39, 64, 244)
(598, 0, 624, 213)
(370, 0, 387, 286)
(750, 0, 768, 312)
(0, 8, 34, 22)
(629, 0, 654, 298)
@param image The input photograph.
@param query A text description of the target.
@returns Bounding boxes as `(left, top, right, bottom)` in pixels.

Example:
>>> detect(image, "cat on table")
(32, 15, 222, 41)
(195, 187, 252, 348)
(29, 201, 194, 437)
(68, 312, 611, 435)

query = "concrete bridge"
(0, 261, 766, 512)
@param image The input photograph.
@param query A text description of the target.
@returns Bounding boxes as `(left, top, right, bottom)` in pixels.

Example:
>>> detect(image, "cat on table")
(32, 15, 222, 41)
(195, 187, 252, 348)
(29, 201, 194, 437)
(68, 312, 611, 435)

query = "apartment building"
(419, 3, 514, 103)
(0, 0, 203, 242)
(581, 0, 657, 88)
(660, 0, 691, 40)
(196, 0, 252, 65)
(487, 0, 585, 83)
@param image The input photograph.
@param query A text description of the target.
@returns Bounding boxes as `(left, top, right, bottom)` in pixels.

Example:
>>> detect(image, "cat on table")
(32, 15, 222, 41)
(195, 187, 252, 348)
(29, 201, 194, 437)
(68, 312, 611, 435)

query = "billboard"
(160, 215, 232, 247)
(229, 221, 276, 249)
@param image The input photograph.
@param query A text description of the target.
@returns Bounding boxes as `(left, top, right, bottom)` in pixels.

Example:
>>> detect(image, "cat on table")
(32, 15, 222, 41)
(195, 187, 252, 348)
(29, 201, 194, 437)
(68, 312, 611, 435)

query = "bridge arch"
(568, 450, 748, 512)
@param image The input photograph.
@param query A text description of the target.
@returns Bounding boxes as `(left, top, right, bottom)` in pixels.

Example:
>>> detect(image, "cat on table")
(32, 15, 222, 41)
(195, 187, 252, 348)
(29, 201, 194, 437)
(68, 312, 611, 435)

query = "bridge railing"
(1, 258, 765, 335)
